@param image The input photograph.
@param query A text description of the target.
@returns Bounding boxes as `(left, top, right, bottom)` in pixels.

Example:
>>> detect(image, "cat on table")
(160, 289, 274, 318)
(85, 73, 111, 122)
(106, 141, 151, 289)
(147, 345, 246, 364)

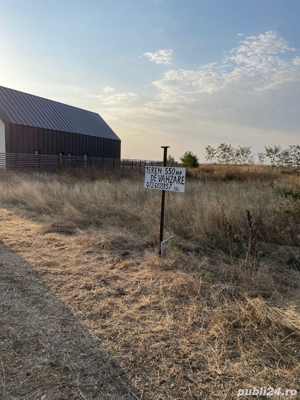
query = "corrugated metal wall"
(5, 123, 121, 159)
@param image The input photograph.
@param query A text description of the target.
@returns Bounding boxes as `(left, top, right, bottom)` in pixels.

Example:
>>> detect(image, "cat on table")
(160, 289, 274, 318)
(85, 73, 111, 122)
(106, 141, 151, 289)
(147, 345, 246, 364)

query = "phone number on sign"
(145, 182, 173, 190)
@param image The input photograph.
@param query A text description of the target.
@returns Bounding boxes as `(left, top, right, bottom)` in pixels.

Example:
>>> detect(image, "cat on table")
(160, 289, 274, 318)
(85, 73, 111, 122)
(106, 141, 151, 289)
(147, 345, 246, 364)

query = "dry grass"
(0, 166, 300, 399)
(0, 234, 136, 400)
(187, 164, 299, 182)
(0, 166, 300, 254)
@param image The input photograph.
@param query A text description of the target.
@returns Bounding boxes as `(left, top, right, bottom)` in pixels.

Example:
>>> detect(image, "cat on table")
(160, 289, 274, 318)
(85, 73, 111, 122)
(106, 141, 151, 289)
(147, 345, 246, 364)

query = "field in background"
(0, 164, 300, 399)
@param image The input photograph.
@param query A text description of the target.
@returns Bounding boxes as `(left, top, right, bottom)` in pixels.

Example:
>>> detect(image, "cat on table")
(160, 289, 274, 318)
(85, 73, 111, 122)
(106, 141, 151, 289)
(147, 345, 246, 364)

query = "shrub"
(167, 155, 175, 165)
(180, 151, 199, 168)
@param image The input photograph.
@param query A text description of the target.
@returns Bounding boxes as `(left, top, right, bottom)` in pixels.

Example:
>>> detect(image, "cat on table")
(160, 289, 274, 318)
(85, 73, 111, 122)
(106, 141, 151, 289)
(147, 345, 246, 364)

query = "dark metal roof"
(0, 86, 120, 141)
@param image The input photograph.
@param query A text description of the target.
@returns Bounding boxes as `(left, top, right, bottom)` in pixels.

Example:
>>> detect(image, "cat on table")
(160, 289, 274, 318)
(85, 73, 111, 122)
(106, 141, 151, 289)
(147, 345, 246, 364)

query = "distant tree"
(278, 149, 292, 167)
(257, 153, 266, 165)
(167, 155, 175, 166)
(180, 151, 199, 168)
(235, 146, 254, 165)
(289, 145, 300, 167)
(204, 145, 217, 163)
(217, 143, 235, 164)
(265, 145, 282, 167)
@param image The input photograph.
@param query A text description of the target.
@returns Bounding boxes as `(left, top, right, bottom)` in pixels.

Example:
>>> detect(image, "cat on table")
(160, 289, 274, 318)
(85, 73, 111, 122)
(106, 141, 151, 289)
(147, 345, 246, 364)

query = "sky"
(0, 0, 300, 161)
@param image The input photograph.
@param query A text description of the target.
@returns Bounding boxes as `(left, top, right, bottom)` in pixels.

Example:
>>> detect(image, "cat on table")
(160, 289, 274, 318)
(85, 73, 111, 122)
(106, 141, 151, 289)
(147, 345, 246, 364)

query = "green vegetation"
(167, 154, 175, 165)
(179, 150, 199, 168)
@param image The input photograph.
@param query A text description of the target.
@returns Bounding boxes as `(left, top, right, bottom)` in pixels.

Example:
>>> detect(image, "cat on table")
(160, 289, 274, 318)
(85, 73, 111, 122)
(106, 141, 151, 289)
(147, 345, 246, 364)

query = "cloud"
(143, 49, 174, 65)
(147, 31, 300, 140)
(151, 31, 299, 96)
(240, 31, 294, 56)
(237, 33, 244, 36)
(103, 86, 115, 93)
(293, 57, 300, 66)
(100, 31, 300, 158)
(97, 92, 139, 105)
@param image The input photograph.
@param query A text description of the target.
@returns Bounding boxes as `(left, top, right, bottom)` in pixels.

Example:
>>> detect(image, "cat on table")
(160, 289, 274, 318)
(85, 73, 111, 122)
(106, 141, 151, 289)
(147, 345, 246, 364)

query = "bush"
(180, 151, 199, 168)
(167, 155, 175, 165)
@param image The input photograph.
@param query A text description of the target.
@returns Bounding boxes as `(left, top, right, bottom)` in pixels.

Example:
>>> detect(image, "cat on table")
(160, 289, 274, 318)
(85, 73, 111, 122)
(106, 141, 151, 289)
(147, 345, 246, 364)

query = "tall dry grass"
(187, 163, 284, 182)
(0, 166, 300, 399)
(0, 166, 299, 267)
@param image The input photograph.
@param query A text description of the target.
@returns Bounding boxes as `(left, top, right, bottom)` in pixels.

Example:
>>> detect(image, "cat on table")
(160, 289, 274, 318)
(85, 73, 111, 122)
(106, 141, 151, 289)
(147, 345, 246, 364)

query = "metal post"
(123, 159, 125, 170)
(159, 146, 170, 256)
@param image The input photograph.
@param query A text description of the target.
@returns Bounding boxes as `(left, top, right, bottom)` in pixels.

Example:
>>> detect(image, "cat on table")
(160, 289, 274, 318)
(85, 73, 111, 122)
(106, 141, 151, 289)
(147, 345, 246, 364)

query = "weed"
(197, 269, 214, 282)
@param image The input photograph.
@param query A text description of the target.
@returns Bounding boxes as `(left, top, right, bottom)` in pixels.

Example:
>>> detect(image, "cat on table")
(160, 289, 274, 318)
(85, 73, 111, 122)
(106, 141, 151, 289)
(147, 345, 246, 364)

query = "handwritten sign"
(145, 167, 186, 193)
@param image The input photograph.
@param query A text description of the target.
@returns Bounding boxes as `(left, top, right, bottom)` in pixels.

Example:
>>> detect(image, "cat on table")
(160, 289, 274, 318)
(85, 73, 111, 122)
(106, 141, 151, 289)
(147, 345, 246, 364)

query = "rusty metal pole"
(159, 146, 170, 256)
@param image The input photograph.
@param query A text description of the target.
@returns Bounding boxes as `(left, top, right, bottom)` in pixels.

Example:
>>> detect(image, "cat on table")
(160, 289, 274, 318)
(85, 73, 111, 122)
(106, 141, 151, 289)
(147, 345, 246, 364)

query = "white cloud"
(237, 33, 244, 36)
(103, 86, 115, 93)
(151, 31, 299, 96)
(97, 92, 139, 105)
(241, 31, 294, 56)
(293, 56, 300, 66)
(98, 31, 300, 158)
(143, 49, 174, 65)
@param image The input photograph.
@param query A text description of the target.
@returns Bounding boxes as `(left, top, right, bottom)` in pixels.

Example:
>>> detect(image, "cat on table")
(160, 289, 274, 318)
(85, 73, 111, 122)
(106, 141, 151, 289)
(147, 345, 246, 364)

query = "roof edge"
(0, 85, 100, 116)
(7, 121, 121, 140)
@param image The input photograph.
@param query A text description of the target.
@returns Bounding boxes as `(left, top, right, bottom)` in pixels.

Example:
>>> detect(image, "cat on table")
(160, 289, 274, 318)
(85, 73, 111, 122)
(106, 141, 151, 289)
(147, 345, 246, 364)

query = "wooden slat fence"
(0, 153, 178, 173)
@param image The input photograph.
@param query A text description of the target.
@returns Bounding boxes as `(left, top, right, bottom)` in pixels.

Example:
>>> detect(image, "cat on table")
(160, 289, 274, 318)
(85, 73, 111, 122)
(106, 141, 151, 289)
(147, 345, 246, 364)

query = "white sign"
(145, 166, 186, 192)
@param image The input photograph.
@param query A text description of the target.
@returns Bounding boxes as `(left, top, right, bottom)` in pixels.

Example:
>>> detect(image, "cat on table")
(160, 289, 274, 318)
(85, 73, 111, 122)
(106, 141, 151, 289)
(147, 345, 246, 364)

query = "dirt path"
(0, 210, 138, 400)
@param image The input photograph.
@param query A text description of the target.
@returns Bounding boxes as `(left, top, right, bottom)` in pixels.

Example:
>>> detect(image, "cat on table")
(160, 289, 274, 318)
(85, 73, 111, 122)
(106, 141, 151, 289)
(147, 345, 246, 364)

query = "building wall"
(0, 119, 5, 153)
(0, 119, 6, 169)
(6, 124, 121, 159)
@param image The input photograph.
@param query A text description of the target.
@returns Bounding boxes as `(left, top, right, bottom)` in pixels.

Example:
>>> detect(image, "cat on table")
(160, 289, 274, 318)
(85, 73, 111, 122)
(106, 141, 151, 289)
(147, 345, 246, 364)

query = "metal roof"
(0, 86, 120, 141)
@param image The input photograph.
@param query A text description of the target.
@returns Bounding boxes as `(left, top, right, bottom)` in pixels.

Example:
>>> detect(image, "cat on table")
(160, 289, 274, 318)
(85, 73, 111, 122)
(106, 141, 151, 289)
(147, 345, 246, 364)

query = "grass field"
(0, 164, 300, 399)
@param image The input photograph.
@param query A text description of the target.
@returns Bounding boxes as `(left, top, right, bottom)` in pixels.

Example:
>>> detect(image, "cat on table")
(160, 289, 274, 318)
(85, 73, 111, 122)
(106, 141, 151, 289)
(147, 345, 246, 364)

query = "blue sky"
(0, 0, 300, 160)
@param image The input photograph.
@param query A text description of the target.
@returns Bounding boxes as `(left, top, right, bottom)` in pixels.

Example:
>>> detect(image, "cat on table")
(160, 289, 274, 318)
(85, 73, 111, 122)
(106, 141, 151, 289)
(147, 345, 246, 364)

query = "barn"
(0, 86, 121, 161)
